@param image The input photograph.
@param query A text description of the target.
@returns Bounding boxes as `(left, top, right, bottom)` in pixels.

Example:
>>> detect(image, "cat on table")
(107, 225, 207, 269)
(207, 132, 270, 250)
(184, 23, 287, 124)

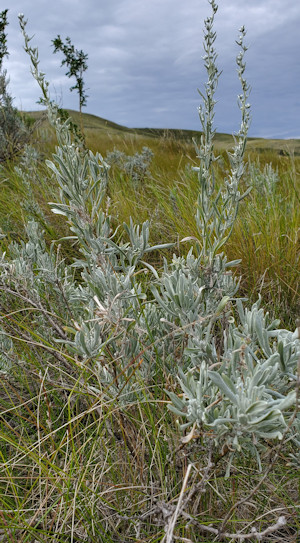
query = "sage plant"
(194, 1, 251, 270)
(17, 3, 300, 466)
(105, 146, 154, 184)
(0, 3, 297, 540)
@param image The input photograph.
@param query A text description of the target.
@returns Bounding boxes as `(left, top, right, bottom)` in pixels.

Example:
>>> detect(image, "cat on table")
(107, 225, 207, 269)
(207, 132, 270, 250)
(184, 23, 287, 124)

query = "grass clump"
(0, 2, 299, 542)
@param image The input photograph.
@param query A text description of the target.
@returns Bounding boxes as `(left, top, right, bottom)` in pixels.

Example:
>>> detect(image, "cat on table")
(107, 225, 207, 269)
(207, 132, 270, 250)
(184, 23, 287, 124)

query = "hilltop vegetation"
(26, 107, 300, 153)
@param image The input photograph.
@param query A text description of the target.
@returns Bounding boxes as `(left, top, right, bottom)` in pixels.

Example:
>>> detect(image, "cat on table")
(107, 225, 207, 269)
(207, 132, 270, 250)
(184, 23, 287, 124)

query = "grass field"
(0, 107, 299, 542)
(2, 109, 299, 327)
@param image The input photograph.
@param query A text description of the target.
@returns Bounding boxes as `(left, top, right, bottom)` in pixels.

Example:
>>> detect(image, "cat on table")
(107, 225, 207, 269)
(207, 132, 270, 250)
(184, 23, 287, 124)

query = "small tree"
(52, 35, 88, 132)
(0, 9, 9, 68)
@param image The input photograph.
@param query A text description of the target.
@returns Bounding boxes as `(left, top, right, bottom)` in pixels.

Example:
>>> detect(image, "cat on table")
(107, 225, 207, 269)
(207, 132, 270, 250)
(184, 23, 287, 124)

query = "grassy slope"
(3, 109, 300, 328)
(0, 109, 299, 542)
(25, 108, 300, 153)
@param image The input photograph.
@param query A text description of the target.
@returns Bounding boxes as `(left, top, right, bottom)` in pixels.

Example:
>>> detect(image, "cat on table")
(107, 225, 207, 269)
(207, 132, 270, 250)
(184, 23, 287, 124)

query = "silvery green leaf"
(239, 186, 252, 200)
(178, 379, 197, 401)
(257, 430, 283, 440)
(236, 298, 245, 324)
(209, 416, 236, 426)
(50, 208, 68, 216)
(252, 364, 277, 387)
(180, 236, 200, 243)
(144, 242, 174, 253)
(276, 392, 296, 411)
(250, 408, 282, 426)
(208, 371, 238, 405)
(215, 296, 230, 315)
(168, 404, 186, 417)
(224, 259, 241, 268)
(267, 319, 281, 331)
(277, 341, 286, 372)
(140, 260, 159, 279)
(165, 390, 186, 412)
(245, 400, 268, 415)
(151, 286, 178, 317)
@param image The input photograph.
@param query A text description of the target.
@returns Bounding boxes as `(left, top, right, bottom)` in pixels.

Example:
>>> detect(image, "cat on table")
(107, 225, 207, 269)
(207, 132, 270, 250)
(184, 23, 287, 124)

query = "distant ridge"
(23, 109, 300, 154)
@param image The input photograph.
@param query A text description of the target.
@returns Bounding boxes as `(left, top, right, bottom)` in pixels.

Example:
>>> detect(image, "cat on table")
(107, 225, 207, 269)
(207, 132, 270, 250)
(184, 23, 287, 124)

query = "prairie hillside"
(4, 108, 299, 328)
(0, 6, 299, 539)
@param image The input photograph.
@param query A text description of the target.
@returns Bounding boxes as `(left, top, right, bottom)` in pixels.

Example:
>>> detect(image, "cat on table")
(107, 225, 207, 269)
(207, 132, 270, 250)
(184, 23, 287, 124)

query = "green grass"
(1, 338, 299, 541)
(0, 110, 299, 542)
(26, 108, 300, 154)
(1, 110, 299, 325)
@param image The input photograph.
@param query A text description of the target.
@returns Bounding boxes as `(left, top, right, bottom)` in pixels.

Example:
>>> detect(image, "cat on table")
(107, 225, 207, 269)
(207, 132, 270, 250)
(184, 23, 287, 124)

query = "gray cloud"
(3, 0, 300, 138)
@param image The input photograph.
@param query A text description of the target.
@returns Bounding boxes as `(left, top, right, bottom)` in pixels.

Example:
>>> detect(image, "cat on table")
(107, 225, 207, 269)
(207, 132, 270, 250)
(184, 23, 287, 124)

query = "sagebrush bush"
(0, 10, 31, 162)
(0, 70, 30, 161)
(105, 145, 154, 184)
(0, 2, 298, 542)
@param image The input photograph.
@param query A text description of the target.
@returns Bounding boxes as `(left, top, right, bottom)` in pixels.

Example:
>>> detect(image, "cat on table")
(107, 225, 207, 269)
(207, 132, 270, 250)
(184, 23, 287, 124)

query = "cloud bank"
(3, 0, 300, 138)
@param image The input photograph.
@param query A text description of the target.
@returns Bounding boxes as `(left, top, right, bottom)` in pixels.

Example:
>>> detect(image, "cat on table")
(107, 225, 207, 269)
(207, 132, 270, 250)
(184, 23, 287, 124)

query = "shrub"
(0, 3, 298, 542)
(105, 145, 154, 184)
(0, 72, 31, 162)
(0, 10, 30, 162)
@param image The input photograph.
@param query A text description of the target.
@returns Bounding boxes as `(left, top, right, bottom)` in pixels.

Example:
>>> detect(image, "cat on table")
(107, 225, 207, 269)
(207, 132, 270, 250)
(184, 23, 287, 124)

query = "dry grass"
(0, 111, 299, 542)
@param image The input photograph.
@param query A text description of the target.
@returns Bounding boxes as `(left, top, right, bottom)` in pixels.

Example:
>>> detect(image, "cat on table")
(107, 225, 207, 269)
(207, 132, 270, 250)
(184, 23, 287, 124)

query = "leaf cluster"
(0, 9, 8, 69)
(52, 35, 88, 109)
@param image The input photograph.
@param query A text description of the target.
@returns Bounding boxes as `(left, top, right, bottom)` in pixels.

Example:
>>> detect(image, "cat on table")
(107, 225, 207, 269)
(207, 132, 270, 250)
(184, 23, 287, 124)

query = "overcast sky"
(3, 0, 300, 138)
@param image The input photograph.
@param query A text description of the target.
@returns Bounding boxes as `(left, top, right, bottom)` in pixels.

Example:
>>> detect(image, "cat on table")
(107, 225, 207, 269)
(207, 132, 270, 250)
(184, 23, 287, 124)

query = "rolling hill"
(24, 108, 300, 155)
